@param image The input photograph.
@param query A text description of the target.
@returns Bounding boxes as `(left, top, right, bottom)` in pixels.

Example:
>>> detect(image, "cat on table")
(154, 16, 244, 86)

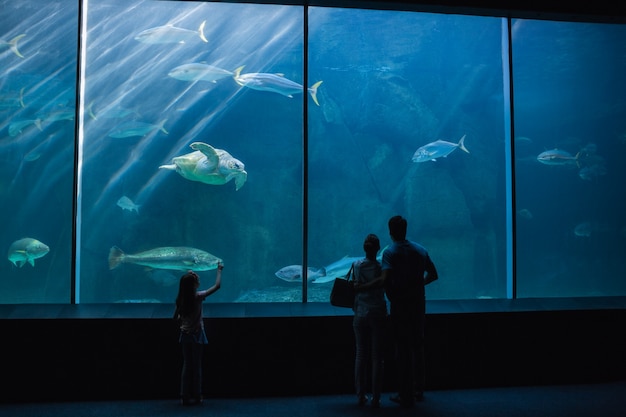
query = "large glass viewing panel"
(512, 19, 626, 298)
(0, 1, 77, 303)
(307, 8, 509, 300)
(79, 1, 304, 303)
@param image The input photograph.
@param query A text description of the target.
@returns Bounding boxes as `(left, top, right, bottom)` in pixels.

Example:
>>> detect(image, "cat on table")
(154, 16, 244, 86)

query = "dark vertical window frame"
(302, 3, 309, 302)
(506, 17, 517, 299)
(71, 0, 87, 304)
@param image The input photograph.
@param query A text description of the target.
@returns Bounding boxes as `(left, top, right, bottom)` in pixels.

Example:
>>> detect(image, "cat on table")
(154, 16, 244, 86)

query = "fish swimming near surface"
(108, 119, 168, 138)
(108, 246, 222, 271)
(233, 66, 323, 106)
(536, 149, 579, 166)
(135, 21, 207, 44)
(0, 34, 26, 58)
(275, 265, 326, 283)
(116, 196, 140, 213)
(7, 237, 50, 267)
(168, 63, 234, 83)
(412, 134, 469, 162)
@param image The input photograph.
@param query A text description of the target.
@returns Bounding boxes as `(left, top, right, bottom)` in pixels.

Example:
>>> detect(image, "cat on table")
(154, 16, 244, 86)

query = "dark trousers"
(180, 342, 203, 400)
(353, 315, 386, 401)
(390, 310, 425, 401)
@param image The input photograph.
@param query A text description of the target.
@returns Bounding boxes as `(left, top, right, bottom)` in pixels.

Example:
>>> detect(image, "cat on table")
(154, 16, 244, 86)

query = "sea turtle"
(159, 142, 247, 190)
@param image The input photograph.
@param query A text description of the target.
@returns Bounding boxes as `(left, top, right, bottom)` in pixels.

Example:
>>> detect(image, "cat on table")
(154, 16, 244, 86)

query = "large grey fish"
(8, 237, 50, 267)
(233, 66, 323, 106)
(412, 134, 469, 162)
(168, 63, 233, 83)
(536, 149, 579, 166)
(108, 119, 168, 138)
(275, 265, 326, 283)
(108, 246, 222, 271)
(135, 21, 207, 44)
(317, 250, 386, 284)
(0, 34, 25, 58)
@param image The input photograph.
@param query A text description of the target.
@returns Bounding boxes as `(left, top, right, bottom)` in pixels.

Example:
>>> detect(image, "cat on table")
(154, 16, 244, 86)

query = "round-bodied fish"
(108, 246, 222, 271)
(7, 237, 50, 267)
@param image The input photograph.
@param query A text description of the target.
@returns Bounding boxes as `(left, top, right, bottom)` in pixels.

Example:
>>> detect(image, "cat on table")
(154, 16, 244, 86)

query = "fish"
(233, 66, 323, 106)
(8, 119, 42, 137)
(87, 102, 139, 120)
(574, 222, 592, 237)
(168, 63, 234, 83)
(108, 119, 168, 138)
(275, 265, 326, 283)
(37, 108, 75, 123)
(412, 134, 469, 162)
(316, 251, 386, 284)
(578, 164, 607, 181)
(135, 21, 207, 44)
(0, 34, 25, 58)
(536, 149, 579, 166)
(7, 237, 50, 267)
(108, 246, 222, 271)
(0, 87, 25, 109)
(116, 196, 140, 213)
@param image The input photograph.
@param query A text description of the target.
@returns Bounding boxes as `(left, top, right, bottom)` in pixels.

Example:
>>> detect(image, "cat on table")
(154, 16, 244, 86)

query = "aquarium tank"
(1, 0, 625, 306)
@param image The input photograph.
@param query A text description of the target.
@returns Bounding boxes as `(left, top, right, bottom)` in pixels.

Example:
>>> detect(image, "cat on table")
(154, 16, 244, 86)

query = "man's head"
(388, 215, 407, 241)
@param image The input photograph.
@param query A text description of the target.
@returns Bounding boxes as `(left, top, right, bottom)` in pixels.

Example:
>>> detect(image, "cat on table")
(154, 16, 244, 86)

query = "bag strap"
(346, 265, 354, 281)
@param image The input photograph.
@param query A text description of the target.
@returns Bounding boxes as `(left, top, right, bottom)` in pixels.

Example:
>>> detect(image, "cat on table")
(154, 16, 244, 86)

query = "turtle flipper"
(234, 171, 247, 191)
(190, 142, 219, 166)
(158, 163, 177, 171)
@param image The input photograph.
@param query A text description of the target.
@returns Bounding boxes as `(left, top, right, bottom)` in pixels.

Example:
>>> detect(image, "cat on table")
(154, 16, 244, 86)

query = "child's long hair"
(175, 271, 199, 318)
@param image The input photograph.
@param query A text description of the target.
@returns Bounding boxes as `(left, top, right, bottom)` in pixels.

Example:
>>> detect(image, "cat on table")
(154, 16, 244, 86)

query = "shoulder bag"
(330, 265, 355, 308)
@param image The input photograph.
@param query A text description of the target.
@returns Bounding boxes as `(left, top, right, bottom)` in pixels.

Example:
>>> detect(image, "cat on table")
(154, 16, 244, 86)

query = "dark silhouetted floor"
(2, 381, 625, 417)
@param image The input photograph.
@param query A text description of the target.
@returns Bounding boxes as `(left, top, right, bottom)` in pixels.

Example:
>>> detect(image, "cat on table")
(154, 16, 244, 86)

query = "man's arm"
(424, 257, 438, 286)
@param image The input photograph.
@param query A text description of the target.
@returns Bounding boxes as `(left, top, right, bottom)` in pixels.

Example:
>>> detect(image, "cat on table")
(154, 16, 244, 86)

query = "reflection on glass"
(0, 1, 77, 303)
(79, 1, 304, 303)
(513, 19, 626, 298)
(308, 8, 508, 300)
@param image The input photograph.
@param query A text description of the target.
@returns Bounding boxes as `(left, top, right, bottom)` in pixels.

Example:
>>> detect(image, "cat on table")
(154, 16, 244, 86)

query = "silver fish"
(316, 251, 385, 284)
(135, 21, 207, 44)
(536, 149, 579, 166)
(8, 237, 50, 267)
(168, 63, 233, 83)
(412, 134, 469, 162)
(233, 66, 322, 106)
(108, 246, 222, 271)
(108, 119, 168, 138)
(0, 34, 25, 58)
(275, 265, 326, 283)
(116, 196, 140, 213)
